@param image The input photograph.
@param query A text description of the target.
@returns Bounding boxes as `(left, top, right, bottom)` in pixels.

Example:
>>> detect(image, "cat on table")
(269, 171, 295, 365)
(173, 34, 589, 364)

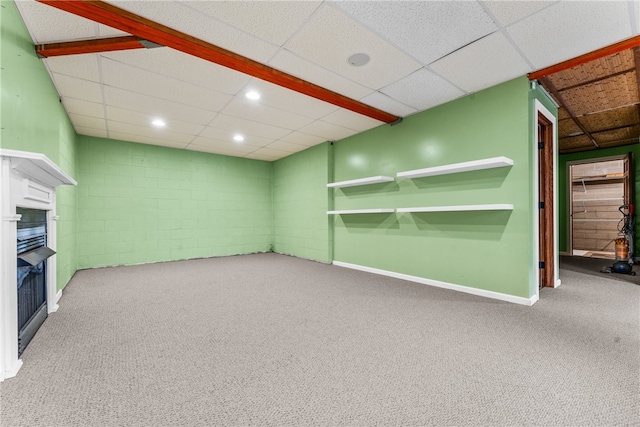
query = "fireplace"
(17, 207, 56, 355)
(0, 150, 76, 381)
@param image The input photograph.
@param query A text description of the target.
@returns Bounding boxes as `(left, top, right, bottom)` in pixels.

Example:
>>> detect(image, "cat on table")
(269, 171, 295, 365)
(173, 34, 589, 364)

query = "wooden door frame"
(533, 100, 559, 297)
(566, 154, 629, 256)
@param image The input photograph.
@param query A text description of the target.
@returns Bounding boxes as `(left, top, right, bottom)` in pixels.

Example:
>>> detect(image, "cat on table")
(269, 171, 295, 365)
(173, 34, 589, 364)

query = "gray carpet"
(1, 253, 638, 426)
(560, 254, 640, 286)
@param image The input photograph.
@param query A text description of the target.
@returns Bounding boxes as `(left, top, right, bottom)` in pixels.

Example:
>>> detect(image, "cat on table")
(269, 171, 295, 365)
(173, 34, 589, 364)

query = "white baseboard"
(333, 261, 538, 306)
(48, 289, 62, 313)
(2, 359, 23, 382)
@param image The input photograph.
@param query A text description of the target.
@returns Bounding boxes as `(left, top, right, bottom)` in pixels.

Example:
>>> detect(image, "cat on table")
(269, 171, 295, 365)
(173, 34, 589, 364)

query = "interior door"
(538, 112, 554, 288)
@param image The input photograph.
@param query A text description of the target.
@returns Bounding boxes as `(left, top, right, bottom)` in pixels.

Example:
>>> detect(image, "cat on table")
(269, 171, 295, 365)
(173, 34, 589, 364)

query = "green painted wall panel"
(76, 136, 273, 269)
(273, 143, 332, 263)
(1, 0, 78, 290)
(332, 78, 535, 298)
(558, 144, 640, 254)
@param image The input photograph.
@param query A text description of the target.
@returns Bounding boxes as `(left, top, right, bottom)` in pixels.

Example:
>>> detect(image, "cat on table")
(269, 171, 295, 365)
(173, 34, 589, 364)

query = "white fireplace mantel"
(0, 149, 76, 382)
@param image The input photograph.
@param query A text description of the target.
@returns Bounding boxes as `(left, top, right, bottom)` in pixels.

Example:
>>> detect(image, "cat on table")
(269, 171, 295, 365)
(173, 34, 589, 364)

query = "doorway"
(538, 111, 555, 288)
(569, 155, 632, 259)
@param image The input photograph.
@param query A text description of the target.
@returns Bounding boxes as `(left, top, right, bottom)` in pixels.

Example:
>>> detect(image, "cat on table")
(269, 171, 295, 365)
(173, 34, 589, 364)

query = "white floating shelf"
(397, 156, 513, 179)
(327, 175, 394, 188)
(327, 209, 395, 215)
(397, 204, 513, 213)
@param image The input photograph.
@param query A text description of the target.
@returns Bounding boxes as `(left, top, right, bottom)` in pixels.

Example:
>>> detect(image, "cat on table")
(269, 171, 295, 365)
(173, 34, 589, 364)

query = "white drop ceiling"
(14, 0, 640, 161)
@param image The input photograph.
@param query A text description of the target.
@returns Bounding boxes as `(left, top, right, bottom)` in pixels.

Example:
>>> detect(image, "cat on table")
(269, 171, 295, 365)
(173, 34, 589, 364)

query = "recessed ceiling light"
(347, 53, 370, 67)
(152, 119, 166, 127)
(246, 91, 260, 100)
(233, 134, 244, 142)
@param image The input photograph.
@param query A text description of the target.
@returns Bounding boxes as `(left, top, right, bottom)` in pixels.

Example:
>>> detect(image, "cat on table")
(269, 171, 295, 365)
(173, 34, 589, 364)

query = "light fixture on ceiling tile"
(347, 53, 370, 67)
(233, 134, 245, 142)
(568, 131, 584, 137)
(245, 91, 260, 100)
(152, 119, 166, 127)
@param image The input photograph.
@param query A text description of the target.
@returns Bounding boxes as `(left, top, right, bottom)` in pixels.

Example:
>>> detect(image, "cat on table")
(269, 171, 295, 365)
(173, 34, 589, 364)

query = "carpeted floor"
(1, 253, 638, 426)
(560, 254, 640, 286)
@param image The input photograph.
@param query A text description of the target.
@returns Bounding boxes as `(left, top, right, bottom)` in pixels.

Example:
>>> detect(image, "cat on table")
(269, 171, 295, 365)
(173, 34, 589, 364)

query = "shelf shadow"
(337, 212, 399, 230)
(404, 167, 511, 191)
(408, 210, 513, 240)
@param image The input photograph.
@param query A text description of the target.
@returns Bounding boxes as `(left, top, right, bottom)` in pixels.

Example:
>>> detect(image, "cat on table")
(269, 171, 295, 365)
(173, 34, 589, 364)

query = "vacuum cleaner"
(601, 204, 636, 275)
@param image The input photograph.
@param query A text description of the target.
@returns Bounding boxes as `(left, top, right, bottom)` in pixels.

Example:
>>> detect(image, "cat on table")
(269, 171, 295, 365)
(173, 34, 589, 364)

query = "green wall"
(76, 136, 273, 268)
(2, 0, 553, 302)
(1, 0, 78, 290)
(273, 143, 332, 262)
(558, 144, 640, 254)
(331, 77, 535, 298)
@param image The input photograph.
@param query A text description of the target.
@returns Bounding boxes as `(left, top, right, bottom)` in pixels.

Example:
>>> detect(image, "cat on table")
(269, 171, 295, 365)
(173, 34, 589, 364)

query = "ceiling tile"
(51, 73, 104, 104)
(244, 147, 292, 161)
(359, 92, 417, 118)
(242, 78, 338, 119)
(109, 1, 278, 63)
(284, 4, 422, 90)
(198, 127, 273, 148)
(187, 137, 256, 156)
(481, 1, 558, 27)
(334, 1, 498, 66)
(184, 1, 322, 46)
(280, 132, 327, 148)
(15, 0, 102, 43)
(430, 32, 532, 93)
(15, 0, 130, 43)
(221, 97, 316, 130)
(62, 98, 105, 119)
(103, 87, 216, 125)
(508, 1, 634, 69)
(101, 48, 251, 95)
(107, 121, 195, 144)
(100, 57, 232, 113)
(320, 109, 383, 132)
(186, 144, 252, 157)
(380, 68, 466, 111)
(105, 106, 205, 136)
(44, 55, 101, 83)
(208, 114, 291, 140)
(298, 120, 359, 141)
(68, 114, 106, 132)
(263, 140, 309, 153)
(269, 49, 375, 100)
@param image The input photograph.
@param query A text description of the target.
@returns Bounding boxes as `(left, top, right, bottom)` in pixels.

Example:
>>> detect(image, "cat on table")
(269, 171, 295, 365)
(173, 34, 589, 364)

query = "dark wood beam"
(540, 77, 599, 148)
(529, 35, 640, 81)
(36, 36, 145, 58)
(36, 0, 400, 124)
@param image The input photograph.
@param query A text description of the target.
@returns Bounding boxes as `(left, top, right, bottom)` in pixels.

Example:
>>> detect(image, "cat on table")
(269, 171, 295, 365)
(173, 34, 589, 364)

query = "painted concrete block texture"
(76, 137, 273, 269)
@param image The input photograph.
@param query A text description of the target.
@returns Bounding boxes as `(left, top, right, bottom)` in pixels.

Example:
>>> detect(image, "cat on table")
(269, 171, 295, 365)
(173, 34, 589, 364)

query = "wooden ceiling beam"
(529, 35, 640, 81)
(35, 36, 145, 58)
(540, 76, 599, 149)
(36, 0, 400, 124)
